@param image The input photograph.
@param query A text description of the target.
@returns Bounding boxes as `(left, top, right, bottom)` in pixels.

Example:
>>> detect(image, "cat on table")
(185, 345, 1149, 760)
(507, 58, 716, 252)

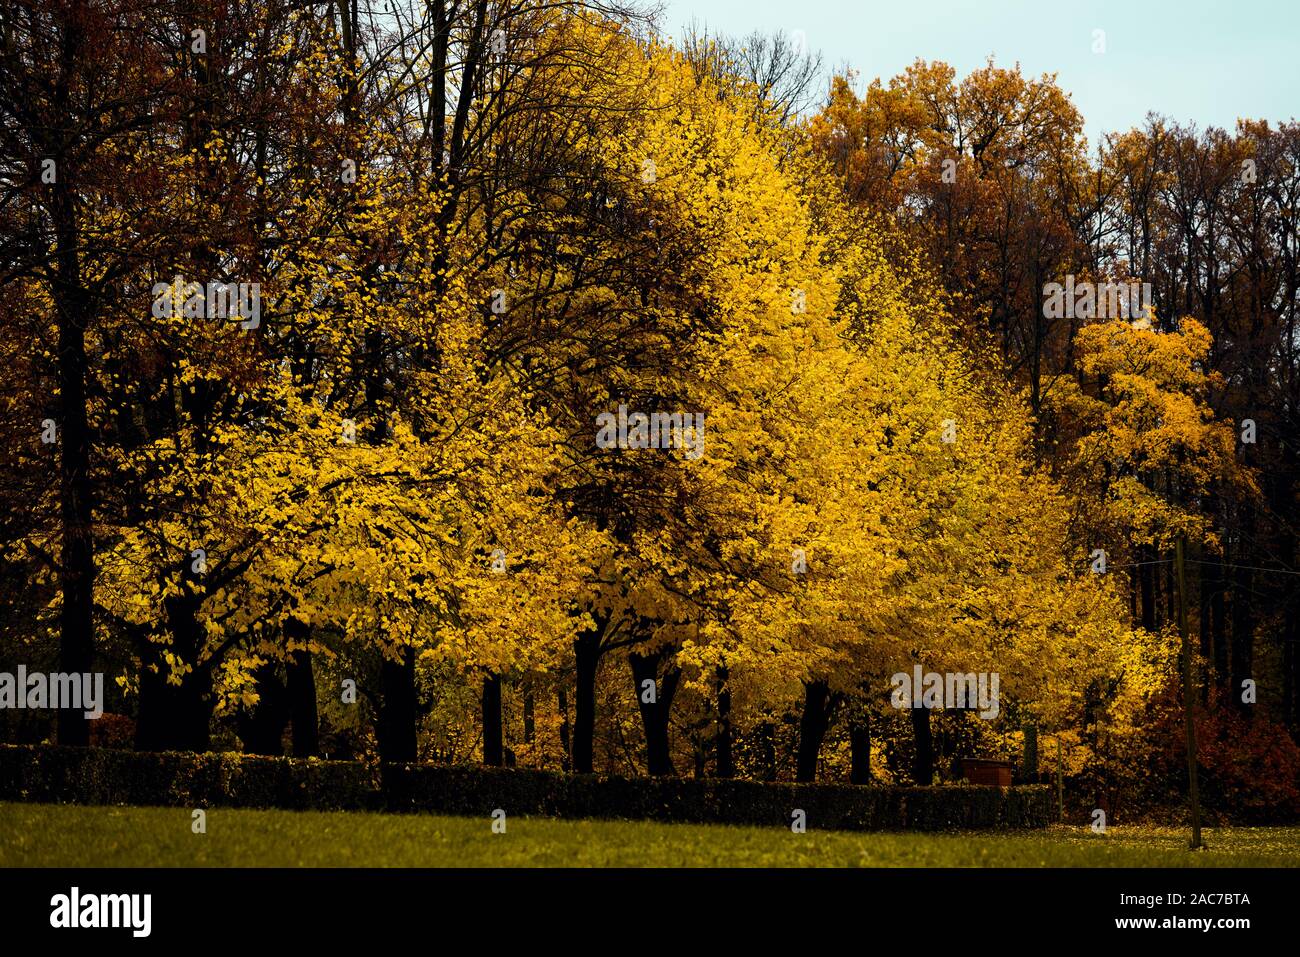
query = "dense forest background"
(1, 0, 1296, 822)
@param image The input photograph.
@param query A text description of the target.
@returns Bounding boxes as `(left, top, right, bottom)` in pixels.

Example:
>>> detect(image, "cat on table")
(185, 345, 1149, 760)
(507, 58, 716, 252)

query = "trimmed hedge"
(0, 744, 377, 812)
(0, 744, 1052, 831)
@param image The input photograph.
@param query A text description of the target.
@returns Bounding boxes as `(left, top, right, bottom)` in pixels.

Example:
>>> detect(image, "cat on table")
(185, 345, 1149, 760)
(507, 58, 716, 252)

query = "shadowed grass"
(2, 802, 1298, 867)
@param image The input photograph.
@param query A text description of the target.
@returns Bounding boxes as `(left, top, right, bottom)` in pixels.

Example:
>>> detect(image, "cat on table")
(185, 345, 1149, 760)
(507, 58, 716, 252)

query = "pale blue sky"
(654, 0, 1300, 151)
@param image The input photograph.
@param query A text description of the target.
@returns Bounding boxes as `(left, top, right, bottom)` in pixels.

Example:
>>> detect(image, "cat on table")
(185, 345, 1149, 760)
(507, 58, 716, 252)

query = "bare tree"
(679, 21, 825, 125)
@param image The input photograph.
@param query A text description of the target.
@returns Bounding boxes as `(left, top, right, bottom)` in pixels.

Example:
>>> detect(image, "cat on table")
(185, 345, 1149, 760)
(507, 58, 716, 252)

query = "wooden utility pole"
(1175, 534, 1204, 849)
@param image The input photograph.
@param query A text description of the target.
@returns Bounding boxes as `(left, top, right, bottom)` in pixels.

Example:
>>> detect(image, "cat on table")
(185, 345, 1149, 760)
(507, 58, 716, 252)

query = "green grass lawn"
(2, 802, 1298, 867)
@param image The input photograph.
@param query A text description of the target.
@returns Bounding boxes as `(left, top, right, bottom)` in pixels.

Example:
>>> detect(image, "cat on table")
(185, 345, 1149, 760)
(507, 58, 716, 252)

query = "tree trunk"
(135, 665, 178, 752)
(1211, 550, 1228, 688)
(482, 671, 503, 766)
(1285, 608, 1299, 731)
(796, 680, 834, 782)
(629, 648, 680, 776)
(236, 661, 288, 755)
(377, 647, 418, 763)
(135, 597, 214, 752)
(1199, 538, 1226, 700)
(572, 626, 600, 773)
(1198, 549, 1212, 665)
(558, 688, 571, 772)
(286, 645, 318, 757)
(849, 709, 871, 784)
(1230, 511, 1255, 714)
(1021, 723, 1039, 782)
(1276, 449, 1298, 729)
(51, 21, 95, 747)
(715, 666, 733, 778)
(911, 704, 934, 785)
(1139, 542, 1157, 633)
(137, 665, 210, 752)
(757, 721, 776, 781)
